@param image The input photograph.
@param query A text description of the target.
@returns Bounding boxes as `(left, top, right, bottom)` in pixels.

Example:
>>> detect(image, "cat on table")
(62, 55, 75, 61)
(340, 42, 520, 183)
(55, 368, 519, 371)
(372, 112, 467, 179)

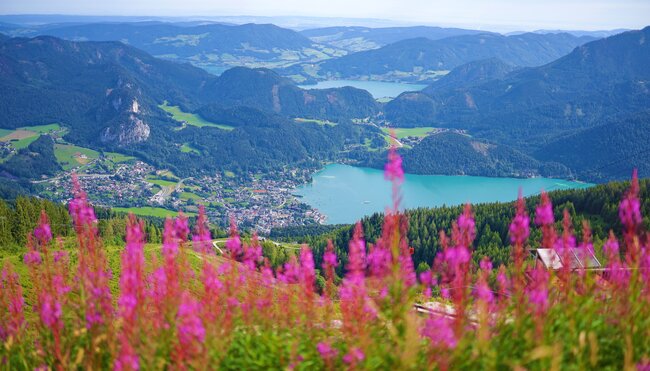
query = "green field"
(145, 176, 177, 187)
(54, 144, 100, 170)
(180, 143, 200, 154)
(0, 124, 64, 151)
(23, 123, 61, 133)
(381, 127, 437, 139)
(180, 191, 202, 201)
(159, 101, 234, 131)
(112, 206, 196, 218)
(104, 152, 135, 163)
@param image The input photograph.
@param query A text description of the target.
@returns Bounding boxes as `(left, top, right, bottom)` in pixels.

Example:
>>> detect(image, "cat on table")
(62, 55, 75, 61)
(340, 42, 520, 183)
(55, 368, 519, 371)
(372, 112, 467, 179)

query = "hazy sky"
(1, 0, 649, 31)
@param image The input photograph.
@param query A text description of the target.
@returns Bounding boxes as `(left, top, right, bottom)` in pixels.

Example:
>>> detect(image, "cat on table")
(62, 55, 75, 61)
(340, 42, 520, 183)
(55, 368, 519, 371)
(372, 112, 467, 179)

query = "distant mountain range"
(1, 24, 648, 183)
(384, 27, 650, 180)
(300, 26, 489, 52)
(287, 32, 596, 82)
(1, 21, 345, 72)
(0, 35, 383, 179)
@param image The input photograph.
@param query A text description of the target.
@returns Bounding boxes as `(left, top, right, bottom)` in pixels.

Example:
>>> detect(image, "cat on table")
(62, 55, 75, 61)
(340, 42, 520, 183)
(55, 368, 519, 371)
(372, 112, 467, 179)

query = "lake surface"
(299, 80, 427, 99)
(295, 164, 593, 224)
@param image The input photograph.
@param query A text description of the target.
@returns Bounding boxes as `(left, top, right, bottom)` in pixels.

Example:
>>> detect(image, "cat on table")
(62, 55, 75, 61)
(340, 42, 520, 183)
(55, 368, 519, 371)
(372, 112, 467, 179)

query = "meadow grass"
(159, 101, 234, 131)
(381, 126, 436, 139)
(180, 143, 200, 154)
(54, 144, 100, 170)
(112, 206, 196, 218)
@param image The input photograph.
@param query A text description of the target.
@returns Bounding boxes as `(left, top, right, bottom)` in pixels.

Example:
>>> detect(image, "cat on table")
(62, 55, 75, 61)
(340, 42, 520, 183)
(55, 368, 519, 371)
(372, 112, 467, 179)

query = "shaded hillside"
(384, 27, 650, 171)
(0, 35, 214, 145)
(399, 132, 571, 178)
(303, 32, 594, 82)
(203, 67, 380, 119)
(534, 111, 650, 181)
(422, 58, 518, 93)
(0, 36, 384, 179)
(27, 22, 341, 70)
(385, 58, 519, 126)
(300, 25, 489, 51)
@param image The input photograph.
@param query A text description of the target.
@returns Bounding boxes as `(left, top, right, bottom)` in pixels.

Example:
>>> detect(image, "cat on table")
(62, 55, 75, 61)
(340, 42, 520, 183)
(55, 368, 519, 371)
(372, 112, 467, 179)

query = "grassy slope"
(112, 206, 197, 218)
(54, 144, 100, 170)
(159, 102, 235, 131)
(381, 127, 436, 139)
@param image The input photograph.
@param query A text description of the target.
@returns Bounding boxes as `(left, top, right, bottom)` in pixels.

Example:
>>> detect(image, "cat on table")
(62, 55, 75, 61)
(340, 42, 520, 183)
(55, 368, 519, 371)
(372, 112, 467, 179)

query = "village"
(39, 155, 327, 234)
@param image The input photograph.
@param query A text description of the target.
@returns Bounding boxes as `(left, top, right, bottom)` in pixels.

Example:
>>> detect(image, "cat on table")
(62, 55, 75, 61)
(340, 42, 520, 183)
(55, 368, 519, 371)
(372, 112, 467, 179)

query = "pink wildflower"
(343, 347, 365, 365)
(177, 291, 206, 346)
(300, 247, 316, 294)
(225, 222, 243, 259)
(509, 192, 530, 246)
(619, 169, 642, 230)
(527, 264, 549, 315)
(317, 341, 338, 360)
(192, 206, 212, 253)
(33, 211, 52, 244)
(535, 192, 554, 226)
(114, 339, 139, 371)
(422, 315, 457, 349)
(24, 250, 42, 266)
(0, 264, 25, 340)
(384, 146, 404, 184)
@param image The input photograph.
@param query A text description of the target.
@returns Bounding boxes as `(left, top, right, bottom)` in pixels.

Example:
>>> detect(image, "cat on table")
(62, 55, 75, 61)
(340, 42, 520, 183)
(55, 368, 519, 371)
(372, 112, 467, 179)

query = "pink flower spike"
(535, 192, 554, 226)
(317, 342, 338, 360)
(384, 146, 404, 184)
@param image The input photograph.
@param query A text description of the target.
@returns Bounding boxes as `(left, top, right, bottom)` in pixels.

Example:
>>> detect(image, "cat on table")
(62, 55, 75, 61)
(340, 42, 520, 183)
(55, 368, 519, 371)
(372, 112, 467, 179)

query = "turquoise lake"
(299, 80, 427, 99)
(295, 164, 593, 224)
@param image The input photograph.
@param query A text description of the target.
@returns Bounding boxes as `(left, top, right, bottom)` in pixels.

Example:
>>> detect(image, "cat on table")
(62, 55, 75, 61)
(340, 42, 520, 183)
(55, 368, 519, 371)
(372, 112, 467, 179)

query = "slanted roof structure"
(532, 248, 601, 270)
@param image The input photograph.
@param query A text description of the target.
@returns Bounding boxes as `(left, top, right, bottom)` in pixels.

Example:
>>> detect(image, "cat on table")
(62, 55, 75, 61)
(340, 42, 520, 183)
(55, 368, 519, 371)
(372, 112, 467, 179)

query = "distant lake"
(299, 80, 427, 99)
(295, 164, 593, 225)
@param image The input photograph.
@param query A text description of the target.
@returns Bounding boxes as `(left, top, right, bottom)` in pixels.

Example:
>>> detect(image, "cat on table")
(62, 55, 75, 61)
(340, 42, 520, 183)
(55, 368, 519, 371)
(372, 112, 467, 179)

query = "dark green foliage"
(0, 195, 71, 252)
(204, 67, 380, 120)
(285, 178, 650, 276)
(535, 111, 650, 181)
(385, 27, 650, 181)
(0, 136, 61, 179)
(399, 132, 572, 178)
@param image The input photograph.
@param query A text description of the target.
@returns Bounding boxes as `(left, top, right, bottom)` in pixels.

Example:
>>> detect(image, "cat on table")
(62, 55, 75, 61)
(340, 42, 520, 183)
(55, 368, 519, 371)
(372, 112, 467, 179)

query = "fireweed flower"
(322, 240, 338, 278)
(619, 169, 642, 230)
(0, 264, 25, 340)
(192, 206, 212, 254)
(300, 247, 316, 295)
(474, 258, 494, 305)
(422, 315, 457, 349)
(527, 264, 549, 315)
(317, 341, 338, 360)
(114, 340, 139, 371)
(225, 222, 243, 259)
(33, 211, 52, 244)
(118, 215, 145, 322)
(384, 146, 404, 185)
(173, 213, 190, 242)
(343, 347, 365, 365)
(509, 192, 530, 246)
(177, 292, 206, 345)
(535, 192, 554, 226)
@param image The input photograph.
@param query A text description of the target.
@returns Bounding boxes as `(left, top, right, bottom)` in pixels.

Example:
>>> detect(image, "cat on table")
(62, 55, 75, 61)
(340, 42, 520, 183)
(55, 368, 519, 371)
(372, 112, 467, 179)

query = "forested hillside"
(302, 32, 594, 82)
(276, 177, 650, 275)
